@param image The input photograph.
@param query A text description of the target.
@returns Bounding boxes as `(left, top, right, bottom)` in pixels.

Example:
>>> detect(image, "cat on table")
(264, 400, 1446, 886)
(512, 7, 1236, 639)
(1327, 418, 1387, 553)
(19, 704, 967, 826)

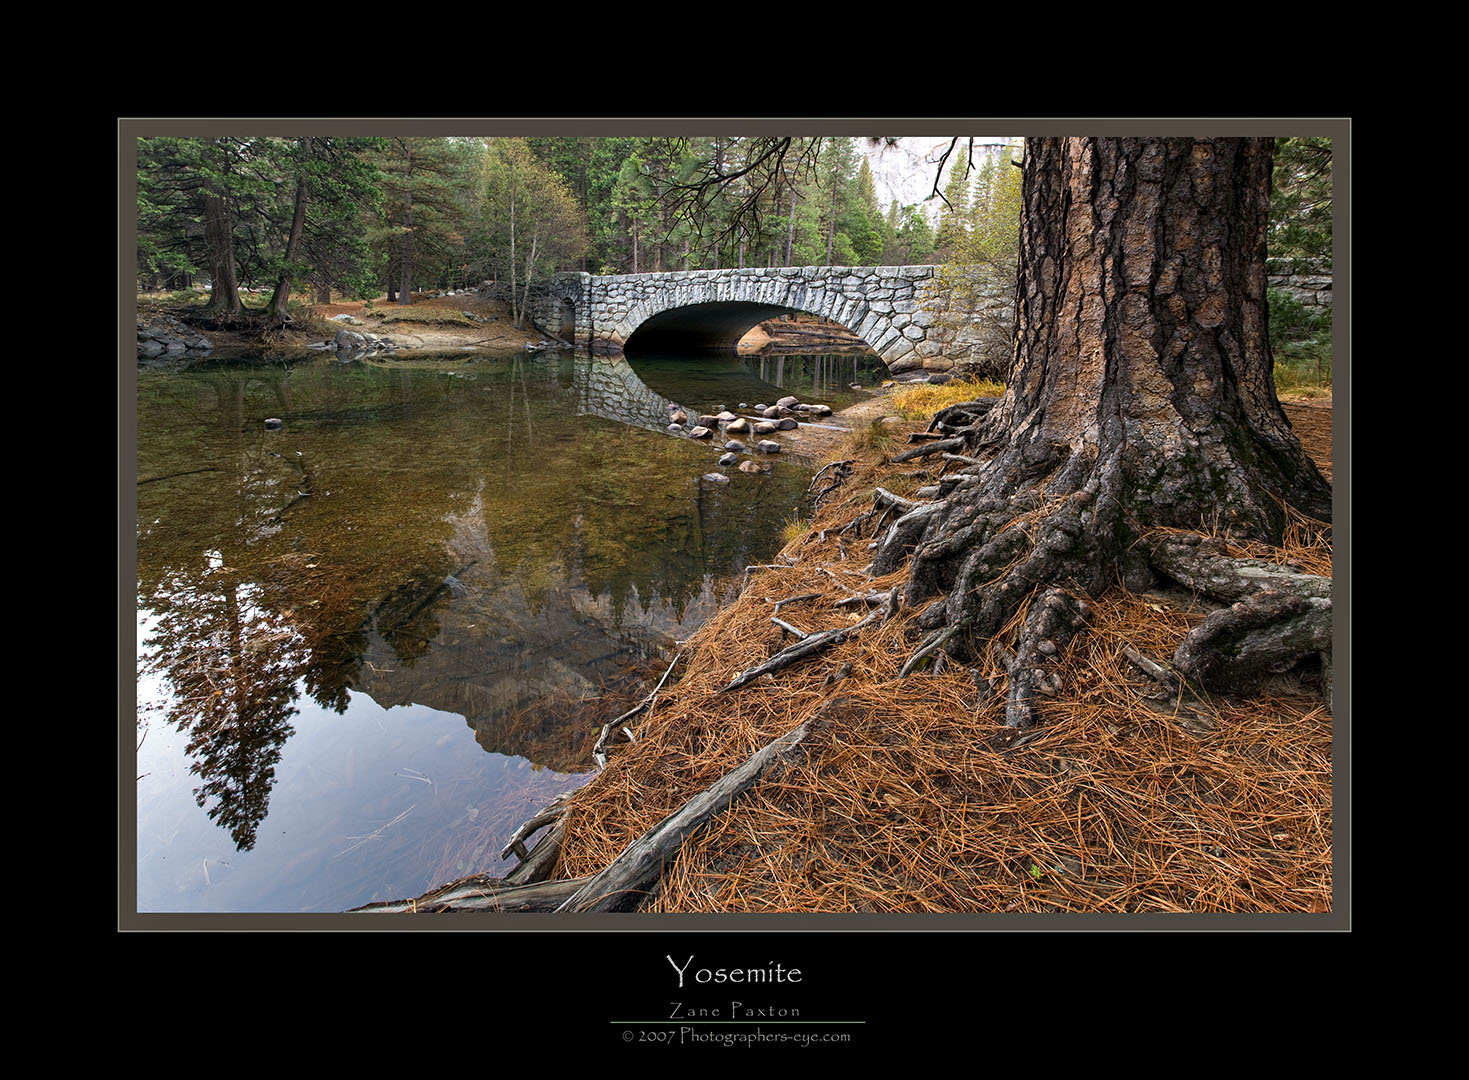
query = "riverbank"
(359, 384, 1333, 915)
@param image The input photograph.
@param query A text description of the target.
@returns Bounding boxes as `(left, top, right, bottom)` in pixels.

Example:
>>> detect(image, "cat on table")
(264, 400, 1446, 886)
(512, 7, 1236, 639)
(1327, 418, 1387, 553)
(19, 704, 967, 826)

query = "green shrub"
(1268, 288, 1332, 393)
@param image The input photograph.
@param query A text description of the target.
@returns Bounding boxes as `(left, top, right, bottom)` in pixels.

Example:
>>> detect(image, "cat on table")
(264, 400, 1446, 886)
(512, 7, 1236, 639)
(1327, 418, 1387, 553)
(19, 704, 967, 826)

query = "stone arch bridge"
(534, 265, 1006, 376)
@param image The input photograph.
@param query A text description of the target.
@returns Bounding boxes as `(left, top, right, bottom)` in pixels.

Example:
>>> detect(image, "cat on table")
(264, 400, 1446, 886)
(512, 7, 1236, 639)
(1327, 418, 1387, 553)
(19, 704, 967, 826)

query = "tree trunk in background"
(267, 138, 311, 324)
(398, 144, 415, 305)
(203, 194, 241, 315)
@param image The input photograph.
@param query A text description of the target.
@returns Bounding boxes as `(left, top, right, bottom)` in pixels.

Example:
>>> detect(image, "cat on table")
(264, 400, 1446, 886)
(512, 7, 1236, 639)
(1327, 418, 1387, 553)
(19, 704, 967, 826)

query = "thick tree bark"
(872, 138, 1332, 727)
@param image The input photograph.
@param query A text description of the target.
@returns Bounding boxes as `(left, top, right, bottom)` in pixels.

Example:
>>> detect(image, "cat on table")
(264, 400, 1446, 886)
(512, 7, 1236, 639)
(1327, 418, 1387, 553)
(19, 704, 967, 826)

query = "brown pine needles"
(548, 416, 1333, 916)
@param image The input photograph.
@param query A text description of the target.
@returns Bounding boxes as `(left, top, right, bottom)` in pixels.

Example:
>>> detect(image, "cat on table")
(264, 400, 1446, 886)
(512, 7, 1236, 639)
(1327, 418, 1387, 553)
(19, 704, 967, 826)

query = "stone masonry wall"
(1266, 257, 1332, 309)
(539, 260, 1330, 378)
(543, 266, 994, 376)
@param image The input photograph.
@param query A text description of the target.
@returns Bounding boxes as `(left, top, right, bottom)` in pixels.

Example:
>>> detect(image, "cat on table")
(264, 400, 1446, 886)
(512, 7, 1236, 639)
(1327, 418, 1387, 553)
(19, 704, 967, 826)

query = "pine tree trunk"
(398, 145, 414, 306)
(871, 137, 1332, 726)
(202, 194, 241, 315)
(267, 138, 311, 324)
(786, 188, 797, 266)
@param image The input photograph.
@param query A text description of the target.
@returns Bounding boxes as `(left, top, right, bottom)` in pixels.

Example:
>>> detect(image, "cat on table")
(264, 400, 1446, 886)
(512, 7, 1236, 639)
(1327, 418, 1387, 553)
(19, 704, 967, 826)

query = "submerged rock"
(702, 472, 730, 483)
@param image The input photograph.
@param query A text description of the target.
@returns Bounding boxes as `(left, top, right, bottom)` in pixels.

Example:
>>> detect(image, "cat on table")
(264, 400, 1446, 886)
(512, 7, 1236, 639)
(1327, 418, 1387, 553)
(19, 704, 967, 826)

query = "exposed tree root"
(869, 417, 1330, 732)
(1146, 532, 1332, 695)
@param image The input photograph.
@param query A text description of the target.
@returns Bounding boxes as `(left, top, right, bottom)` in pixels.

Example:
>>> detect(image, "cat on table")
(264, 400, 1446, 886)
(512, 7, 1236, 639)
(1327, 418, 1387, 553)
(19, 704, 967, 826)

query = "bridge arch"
(543, 265, 989, 376)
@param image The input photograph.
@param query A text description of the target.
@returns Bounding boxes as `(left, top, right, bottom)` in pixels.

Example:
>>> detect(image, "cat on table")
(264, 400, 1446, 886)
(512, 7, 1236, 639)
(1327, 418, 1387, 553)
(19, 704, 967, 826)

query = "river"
(133, 346, 886, 912)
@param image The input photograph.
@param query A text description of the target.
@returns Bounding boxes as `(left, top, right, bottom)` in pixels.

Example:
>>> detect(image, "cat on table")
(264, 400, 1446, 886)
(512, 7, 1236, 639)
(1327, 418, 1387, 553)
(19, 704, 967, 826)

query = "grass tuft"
(893, 377, 1005, 420)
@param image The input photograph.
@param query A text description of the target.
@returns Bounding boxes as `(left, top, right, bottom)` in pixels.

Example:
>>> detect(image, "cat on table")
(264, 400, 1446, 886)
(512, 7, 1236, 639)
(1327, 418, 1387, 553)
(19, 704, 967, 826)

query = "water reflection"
(135, 348, 828, 910)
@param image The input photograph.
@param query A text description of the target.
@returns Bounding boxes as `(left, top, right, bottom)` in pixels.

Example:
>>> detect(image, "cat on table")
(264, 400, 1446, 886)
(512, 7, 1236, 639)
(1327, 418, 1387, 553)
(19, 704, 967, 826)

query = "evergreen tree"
(373, 137, 472, 303)
(934, 144, 972, 257)
(1269, 136, 1332, 260)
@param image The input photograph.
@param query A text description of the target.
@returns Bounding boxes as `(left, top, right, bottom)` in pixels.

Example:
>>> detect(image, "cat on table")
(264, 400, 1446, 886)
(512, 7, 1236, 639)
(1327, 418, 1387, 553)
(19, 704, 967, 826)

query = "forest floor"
(544, 390, 1334, 915)
(374, 381, 1335, 916)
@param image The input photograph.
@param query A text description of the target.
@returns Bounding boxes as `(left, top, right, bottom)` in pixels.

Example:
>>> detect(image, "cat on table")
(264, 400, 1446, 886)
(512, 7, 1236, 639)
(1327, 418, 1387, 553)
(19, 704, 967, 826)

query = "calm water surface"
(134, 347, 882, 912)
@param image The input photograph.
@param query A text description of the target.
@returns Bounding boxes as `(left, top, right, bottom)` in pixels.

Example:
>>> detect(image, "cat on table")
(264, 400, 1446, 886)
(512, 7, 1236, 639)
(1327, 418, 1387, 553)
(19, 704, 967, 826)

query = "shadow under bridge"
(624, 302, 797, 357)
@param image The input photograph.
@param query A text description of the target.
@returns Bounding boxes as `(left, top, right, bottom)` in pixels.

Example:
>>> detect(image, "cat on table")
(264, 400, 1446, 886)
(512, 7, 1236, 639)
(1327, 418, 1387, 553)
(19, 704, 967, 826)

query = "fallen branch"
(593, 651, 682, 767)
(719, 591, 898, 693)
(771, 617, 811, 640)
(556, 699, 853, 913)
(499, 791, 575, 863)
(771, 592, 821, 611)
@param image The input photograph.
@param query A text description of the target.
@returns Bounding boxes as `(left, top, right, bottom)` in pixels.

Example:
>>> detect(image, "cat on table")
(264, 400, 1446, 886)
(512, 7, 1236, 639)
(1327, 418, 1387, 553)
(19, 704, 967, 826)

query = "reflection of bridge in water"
(571, 353, 687, 434)
(525, 351, 864, 437)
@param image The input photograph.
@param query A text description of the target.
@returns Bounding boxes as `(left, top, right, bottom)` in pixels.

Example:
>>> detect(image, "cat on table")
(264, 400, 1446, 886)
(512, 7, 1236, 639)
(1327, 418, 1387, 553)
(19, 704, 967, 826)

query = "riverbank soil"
(306, 293, 540, 351)
(540, 393, 1335, 914)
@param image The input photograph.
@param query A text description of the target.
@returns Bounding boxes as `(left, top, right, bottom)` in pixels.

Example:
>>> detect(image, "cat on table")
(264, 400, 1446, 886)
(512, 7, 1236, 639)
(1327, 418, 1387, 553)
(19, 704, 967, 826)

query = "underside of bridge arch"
(624, 302, 807, 357)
